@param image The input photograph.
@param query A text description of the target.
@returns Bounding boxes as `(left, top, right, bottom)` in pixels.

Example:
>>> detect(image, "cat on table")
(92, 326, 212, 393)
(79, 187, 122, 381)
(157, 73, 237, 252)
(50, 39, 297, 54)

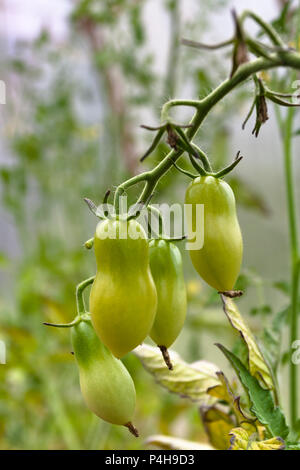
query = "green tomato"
(71, 320, 136, 427)
(149, 239, 187, 349)
(185, 176, 243, 292)
(90, 219, 157, 358)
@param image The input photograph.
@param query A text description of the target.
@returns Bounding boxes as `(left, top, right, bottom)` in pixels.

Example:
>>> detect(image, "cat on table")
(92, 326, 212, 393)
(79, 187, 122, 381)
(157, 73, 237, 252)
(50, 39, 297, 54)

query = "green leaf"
(217, 344, 289, 440)
(135, 344, 220, 404)
(145, 435, 214, 450)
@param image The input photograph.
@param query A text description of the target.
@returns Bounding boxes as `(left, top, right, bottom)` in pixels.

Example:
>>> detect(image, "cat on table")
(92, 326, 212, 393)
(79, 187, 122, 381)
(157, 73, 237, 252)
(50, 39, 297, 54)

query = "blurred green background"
(0, 0, 299, 450)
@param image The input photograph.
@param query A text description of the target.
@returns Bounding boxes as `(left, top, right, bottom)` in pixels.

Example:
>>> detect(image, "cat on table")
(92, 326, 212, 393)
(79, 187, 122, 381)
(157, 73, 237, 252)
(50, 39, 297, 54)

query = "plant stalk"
(281, 106, 300, 428)
(279, 0, 300, 431)
(76, 276, 95, 315)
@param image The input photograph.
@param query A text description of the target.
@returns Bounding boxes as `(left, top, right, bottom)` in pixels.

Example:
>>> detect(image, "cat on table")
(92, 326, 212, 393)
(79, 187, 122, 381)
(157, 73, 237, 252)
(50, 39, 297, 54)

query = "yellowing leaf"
(221, 295, 275, 391)
(135, 344, 220, 404)
(229, 427, 257, 450)
(229, 426, 285, 450)
(145, 435, 214, 450)
(201, 406, 235, 450)
(207, 371, 235, 403)
(250, 438, 285, 450)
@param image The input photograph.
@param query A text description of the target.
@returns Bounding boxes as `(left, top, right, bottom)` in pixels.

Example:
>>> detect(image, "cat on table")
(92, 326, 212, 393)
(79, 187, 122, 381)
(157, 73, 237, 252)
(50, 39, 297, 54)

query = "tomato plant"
(35, 3, 300, 451)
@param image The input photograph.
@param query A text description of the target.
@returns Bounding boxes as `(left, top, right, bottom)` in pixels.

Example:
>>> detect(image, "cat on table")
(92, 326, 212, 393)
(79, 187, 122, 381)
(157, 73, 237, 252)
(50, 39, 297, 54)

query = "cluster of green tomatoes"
(47, 175, 243, 437)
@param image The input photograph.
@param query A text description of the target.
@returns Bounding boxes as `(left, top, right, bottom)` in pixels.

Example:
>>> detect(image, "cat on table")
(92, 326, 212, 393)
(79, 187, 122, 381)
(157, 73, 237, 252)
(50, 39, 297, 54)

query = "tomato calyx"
(170, 150, 243, 181)
(213, 151, 244, 179)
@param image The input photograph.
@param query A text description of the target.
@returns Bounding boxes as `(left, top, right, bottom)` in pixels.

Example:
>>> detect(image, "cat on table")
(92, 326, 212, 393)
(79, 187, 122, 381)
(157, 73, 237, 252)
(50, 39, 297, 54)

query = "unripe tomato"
(90, 218, 157, 358)
(71, 320, 136, 427)
(149, 239, 187, 349)
(185, 176, 243, 292)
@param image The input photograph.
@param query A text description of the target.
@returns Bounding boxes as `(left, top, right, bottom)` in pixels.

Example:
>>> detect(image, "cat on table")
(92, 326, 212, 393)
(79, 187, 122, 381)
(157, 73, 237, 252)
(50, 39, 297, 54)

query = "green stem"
(241, 10, 285, 47)
(76, 276, 95, 315)
(246, 37, 278, 61)
(281, 1, 300, 431)
(192, 144, 212, 172)
(147, 205, 165, 237)
(44, 317, 82, 328)
(170, 159, 197, 179)
(283, 107, 300, 428)
(161, 99, 200, 123)
(113, 172, 150, 213)
(181, 37, 234, 50)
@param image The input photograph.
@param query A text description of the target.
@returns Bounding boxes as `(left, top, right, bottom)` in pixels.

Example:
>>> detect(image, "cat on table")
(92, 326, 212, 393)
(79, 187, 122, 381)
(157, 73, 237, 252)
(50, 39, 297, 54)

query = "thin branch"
(181, 38, 234, 50)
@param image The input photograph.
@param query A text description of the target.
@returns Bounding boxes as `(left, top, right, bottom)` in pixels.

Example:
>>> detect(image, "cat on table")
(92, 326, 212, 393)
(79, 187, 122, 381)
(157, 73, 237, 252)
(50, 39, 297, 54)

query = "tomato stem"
(147, 205, 164, 238)
(43, 317, 81, 329)
(158, 346, 173, 371)
(181, 37, 234, 50)
(240, 11, 285, 47)
(283, 107, 299, 429)
(76, 276, 95, 315)
(124, 422, 139, 438)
